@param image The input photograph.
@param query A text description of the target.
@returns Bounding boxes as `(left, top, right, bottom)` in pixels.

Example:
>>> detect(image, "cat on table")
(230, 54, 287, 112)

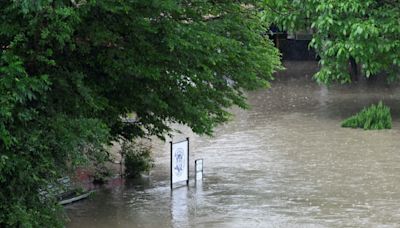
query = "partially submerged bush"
(122, 141, 154, 178)
(341, 101, 392, 130)
(92, 166, 112, 184)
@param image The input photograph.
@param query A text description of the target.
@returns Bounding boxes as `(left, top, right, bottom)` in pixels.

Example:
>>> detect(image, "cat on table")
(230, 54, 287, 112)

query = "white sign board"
(171, 140, 189, 185)
(195, 159, 203, 181)
(195, 159, 203, 172)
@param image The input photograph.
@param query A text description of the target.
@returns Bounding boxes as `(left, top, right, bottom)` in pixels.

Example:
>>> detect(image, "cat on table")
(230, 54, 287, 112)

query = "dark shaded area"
(278, 39, 317, 61)
(269, 26, 317, 61)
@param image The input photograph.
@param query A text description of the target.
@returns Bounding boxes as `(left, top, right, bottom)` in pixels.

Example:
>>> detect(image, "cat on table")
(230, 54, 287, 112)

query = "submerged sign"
(195, 159, 203, 181)
(171, 138, 189, 188)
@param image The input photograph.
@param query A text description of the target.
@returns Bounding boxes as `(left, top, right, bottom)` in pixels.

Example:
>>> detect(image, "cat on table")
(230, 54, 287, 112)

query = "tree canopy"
(0, 0, 280, 226)
(264, 0, 400, 84)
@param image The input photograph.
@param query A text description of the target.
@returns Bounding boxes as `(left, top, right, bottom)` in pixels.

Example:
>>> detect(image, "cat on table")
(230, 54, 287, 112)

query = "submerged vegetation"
(341, 102, 392, 130)
(122, 141, 154, 178)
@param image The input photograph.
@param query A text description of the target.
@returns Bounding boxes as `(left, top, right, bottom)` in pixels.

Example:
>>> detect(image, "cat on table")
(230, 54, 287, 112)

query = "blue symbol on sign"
(174, 148, 185, 176)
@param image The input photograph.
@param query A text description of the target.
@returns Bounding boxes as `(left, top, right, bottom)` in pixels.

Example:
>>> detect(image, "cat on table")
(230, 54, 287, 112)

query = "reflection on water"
(67, 77, 400, 227)
(171, 187, 189, 227)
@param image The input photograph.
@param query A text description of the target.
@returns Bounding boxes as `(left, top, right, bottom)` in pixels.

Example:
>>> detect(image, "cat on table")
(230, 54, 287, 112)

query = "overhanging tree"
(264, 0, 400, 84)
(0, 0, 281, 226)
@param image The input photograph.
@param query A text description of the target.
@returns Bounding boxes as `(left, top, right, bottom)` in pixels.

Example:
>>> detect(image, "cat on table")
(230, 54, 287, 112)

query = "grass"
(341, 101, 392, 130)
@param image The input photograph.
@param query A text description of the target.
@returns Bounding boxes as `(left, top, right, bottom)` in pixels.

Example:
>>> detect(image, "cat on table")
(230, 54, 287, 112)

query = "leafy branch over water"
(0, 1, 280, 226)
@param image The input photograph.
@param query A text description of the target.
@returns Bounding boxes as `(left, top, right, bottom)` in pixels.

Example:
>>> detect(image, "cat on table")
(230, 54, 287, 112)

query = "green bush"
(341, 101, 392, 130)
(92, 166, 112, 184)
(122, 141, 154, 178)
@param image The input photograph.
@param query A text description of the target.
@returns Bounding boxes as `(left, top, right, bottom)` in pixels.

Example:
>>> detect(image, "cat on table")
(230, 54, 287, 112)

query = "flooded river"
(67, 64, 400, 227)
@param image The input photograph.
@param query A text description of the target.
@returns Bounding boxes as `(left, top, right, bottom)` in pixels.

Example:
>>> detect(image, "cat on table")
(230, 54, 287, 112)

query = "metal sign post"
(170, 138, 190, 189)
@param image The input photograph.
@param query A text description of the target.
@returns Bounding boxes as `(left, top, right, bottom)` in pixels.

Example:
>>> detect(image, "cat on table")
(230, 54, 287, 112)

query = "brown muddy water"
(66, 73, 400, 227)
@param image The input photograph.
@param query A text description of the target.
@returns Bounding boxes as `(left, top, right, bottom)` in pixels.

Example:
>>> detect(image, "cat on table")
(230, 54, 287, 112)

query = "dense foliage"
(342, 101, 392, 130)
(0, 0, 280, 226)
(122, 141, 154, 178)
(264, 0, 400, 84)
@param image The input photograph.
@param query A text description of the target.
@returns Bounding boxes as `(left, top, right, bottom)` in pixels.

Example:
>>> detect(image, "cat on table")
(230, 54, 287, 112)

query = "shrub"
(92, 166, 112, 184)
(341, 101, 392, 130)
(122, 141, 154, 178)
